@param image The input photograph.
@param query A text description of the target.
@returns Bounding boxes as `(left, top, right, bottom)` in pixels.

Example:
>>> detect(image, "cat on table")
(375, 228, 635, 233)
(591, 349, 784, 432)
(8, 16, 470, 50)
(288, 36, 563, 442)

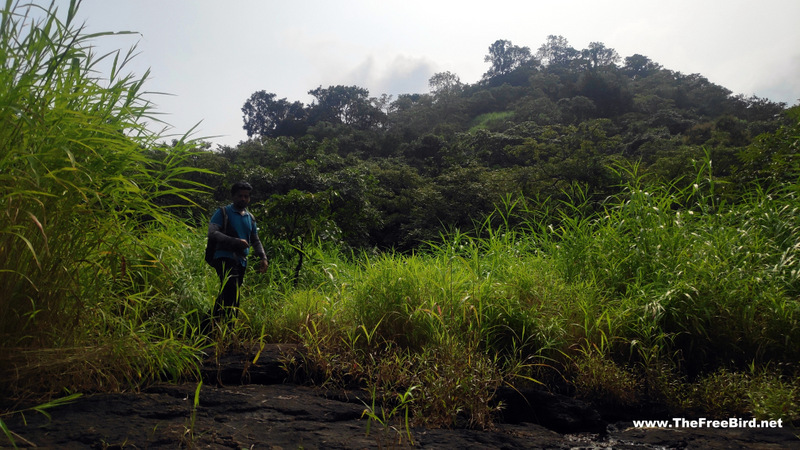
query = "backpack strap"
(219, 206, 254, 237)
(220, 206, 228, 234)
(247, 211, 256, 232)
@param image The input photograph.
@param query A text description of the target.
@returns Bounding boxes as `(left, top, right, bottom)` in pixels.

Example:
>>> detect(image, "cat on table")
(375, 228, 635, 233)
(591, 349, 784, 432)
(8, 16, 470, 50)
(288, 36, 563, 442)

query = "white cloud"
(344, 54, 435, 97)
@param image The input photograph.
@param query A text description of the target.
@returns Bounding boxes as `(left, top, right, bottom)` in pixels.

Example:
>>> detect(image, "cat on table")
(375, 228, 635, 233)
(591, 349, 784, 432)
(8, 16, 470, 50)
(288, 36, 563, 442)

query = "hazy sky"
(68, 0, 800, 147)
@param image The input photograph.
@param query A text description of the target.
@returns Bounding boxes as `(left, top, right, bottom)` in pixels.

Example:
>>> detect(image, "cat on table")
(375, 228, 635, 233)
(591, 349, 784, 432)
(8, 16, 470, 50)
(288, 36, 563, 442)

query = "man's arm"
(208, 214, 248, 250)
(249, 219, 269, 273)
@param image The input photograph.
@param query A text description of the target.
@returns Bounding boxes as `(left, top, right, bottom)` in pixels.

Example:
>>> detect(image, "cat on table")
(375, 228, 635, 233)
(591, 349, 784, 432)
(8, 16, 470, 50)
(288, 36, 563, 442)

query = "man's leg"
(212, 258, 245, 326)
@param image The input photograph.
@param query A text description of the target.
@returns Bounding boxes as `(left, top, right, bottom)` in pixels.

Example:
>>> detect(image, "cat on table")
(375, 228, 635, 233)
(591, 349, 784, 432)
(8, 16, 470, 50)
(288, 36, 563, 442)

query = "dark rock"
(3, 345, 798, 448)
(200, 343, 298, 386)
(495, 385, 606, 433)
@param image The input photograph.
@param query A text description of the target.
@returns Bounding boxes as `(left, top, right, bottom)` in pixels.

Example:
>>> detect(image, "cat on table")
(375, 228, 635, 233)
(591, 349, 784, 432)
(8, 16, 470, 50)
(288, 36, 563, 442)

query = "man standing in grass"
(207, 181, 269, 327)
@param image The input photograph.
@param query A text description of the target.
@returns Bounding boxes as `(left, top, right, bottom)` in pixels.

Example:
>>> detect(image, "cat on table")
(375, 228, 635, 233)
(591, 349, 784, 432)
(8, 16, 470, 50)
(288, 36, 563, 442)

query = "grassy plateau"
(1, 0, 798, 443)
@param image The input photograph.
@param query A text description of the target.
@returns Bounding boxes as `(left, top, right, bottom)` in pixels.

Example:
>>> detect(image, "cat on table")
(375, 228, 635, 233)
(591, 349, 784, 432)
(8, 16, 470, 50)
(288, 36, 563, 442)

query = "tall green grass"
(232, 155, 799, 426)
(0, 0, 207, 402)
(528, 159, 800, 373)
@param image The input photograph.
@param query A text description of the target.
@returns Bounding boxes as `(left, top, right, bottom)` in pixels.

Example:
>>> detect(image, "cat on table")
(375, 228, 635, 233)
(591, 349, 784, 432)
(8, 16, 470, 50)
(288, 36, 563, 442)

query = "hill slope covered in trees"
(184, 36, 794, 252)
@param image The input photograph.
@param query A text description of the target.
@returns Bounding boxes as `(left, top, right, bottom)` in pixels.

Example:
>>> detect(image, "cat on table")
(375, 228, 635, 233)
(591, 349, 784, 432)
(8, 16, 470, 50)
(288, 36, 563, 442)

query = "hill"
(183, 36, 794, 251)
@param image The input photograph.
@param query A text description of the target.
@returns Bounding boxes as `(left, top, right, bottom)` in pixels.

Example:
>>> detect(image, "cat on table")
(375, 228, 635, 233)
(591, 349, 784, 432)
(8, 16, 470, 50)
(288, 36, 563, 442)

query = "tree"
(673, 73, 732, 117)
(260, 189, 340, 286)
(576, 69, 632, 116)
(403, 134, 447, 169)
(366, 159, 426, 250)
(623, 54, 662, 79)
(730, 94, 787, 123)
(558, 96, 597, 123)
(386, 93, 437, 144)
(242, 91, 307, 139)
(483, 39, 535, 79)
(429, 71, 463, 98)
(536, 35, 579, 68)
(427, 71, 467, 126)
(307, 85, 386, 129)
(737, 105, 800, 184)
(581, 42, 620, 69)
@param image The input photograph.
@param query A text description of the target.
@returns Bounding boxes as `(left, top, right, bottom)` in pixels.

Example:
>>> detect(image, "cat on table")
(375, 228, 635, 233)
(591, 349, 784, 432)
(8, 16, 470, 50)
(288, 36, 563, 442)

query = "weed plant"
(0, 0, 208, 405)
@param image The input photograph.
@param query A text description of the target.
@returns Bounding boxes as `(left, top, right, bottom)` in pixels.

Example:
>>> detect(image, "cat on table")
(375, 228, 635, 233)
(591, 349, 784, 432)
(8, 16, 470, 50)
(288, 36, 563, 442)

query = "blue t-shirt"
(210, 205, 258, 266)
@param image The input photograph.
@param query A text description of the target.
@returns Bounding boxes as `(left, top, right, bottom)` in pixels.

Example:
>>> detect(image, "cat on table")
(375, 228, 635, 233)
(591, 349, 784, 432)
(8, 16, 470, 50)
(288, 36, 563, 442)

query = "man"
(207, 181, 268, 326)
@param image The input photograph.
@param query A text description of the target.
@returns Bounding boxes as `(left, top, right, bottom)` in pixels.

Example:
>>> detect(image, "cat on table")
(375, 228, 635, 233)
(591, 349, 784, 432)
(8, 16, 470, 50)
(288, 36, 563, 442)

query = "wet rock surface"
(4, 345, 798, 449)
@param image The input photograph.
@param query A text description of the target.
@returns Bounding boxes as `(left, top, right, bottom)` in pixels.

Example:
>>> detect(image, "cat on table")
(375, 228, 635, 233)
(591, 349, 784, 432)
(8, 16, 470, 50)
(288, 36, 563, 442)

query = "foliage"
(242, 90, 307, 139)
(307, 84, 387, 130)
(224, 29, 790, 250)
(483, 39, 536, 79)
(244, 157, 800, 426)
(536, 34, 580, 68)
(736, 105, 800, 184)
(3, 2, 800, 438)
(0, 0, 206, 403)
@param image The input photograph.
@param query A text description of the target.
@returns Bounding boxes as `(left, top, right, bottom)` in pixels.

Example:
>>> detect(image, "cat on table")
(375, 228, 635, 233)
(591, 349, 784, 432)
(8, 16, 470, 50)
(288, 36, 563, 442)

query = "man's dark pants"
(212, 257, 246, 325)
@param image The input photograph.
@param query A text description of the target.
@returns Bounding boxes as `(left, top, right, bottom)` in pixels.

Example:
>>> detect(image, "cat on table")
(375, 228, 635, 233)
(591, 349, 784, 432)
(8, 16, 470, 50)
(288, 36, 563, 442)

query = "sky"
(64, 0, 800, 147)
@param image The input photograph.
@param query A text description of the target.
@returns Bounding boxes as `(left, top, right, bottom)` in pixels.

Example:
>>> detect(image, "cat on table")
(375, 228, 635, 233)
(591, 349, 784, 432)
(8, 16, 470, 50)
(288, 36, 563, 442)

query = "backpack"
(204, 206, 228, 266)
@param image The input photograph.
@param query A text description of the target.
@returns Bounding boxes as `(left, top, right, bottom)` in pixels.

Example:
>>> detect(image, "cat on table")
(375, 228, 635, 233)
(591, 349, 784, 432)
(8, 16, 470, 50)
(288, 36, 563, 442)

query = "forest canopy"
(187, 36, 795, 251)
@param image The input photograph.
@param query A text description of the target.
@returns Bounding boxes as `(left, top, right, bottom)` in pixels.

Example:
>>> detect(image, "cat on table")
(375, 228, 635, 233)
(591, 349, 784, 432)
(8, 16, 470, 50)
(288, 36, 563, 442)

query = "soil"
(3, 344, 798, 449)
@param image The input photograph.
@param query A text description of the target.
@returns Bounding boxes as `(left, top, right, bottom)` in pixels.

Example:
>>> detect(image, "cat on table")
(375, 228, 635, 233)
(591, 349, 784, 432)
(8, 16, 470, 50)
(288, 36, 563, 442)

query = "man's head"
(231, 181, 253, 210)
